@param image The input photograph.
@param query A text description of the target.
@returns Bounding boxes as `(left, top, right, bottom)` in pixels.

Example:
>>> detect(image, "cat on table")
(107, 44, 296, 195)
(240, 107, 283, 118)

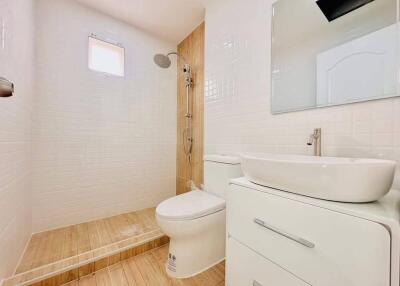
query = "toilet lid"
(156, 190, 225, 221)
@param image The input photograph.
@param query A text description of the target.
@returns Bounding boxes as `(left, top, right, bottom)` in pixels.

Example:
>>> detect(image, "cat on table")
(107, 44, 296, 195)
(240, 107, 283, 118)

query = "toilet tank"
(204, 154, 242, 199)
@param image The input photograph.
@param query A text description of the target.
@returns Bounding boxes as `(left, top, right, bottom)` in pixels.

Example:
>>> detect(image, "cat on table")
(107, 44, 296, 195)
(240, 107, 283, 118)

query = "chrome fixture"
(254, 218, 315, 248)
(154, 52, 187, 69)
(307, 128, 322, 156)
(154, 52, 194, 154)
(0, 77, 14, 97)
(154, 52, 194, 190)
(153, 53, 173, 69)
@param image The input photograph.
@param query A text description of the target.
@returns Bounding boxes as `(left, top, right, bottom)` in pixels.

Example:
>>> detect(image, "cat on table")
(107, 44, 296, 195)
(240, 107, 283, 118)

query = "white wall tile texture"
(204, 0, 400, 188)
(2, 0, 399, 280)
(0, 0, 34, 281)
(32, 0, 177, 232)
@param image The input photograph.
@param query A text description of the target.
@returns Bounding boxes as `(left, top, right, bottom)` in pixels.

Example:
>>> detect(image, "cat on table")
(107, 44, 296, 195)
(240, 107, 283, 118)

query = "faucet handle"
(307, 128, 322, 156)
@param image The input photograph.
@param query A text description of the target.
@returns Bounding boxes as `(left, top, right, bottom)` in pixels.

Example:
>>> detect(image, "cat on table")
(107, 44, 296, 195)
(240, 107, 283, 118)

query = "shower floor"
(4, 208, 168, 286)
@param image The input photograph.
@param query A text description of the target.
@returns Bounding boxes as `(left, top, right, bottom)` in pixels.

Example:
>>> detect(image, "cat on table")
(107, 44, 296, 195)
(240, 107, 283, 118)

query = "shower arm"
(167, 52, 189, 64)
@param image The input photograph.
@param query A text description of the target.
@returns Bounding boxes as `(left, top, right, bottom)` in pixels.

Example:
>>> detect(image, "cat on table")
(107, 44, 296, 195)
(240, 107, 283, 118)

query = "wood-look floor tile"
(150, 246, 190, 286)
(33, 229, 55, 270)
(25, 232, 49, 272)
(9, 208, 164, 286)
(49, 227, 68, 267)
(108, 263, 129, 286)
(94, 268, 112, 286)
(77, 223, 94, 277)
(121, 258, 146, 286)
(28, 244, 224, 286)
(15, 235, 37, 273)
(62, 281, 79, 286)
(134, 251, 170, 286)
(87, 220, 108, 271)
(78, 274, 96, 286)
(61, 226, 79, 283)
(122, 213, 144, 236)
(192, 262, 225, 286)
(75, 244, 224, 286)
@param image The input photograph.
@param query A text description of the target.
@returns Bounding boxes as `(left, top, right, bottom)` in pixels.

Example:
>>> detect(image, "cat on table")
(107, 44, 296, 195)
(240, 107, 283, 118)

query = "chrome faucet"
(307, 128, 322, 156)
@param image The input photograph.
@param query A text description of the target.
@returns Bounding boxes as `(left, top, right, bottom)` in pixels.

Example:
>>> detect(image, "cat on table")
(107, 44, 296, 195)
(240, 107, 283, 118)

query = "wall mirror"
(271, 0, 399, 114)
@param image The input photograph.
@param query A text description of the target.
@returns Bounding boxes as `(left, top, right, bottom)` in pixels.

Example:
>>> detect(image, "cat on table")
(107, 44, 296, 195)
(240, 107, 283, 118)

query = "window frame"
(87, 35, 125, 77)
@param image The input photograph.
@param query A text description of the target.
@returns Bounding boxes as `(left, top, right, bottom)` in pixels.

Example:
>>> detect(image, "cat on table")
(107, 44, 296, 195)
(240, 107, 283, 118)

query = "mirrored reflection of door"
(316, 24, 397, 106)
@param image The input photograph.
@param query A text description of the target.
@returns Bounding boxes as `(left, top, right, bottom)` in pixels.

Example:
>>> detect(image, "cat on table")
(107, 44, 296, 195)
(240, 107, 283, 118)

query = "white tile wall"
(32, 0, 177, 232)
(0, 0, 34, 281)
(204, 0, 400, 188)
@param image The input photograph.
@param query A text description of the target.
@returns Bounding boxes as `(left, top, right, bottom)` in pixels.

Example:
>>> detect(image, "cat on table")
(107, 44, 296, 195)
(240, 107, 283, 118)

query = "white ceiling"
(273, 0, 395, 48)
(75, 0, 206, 44)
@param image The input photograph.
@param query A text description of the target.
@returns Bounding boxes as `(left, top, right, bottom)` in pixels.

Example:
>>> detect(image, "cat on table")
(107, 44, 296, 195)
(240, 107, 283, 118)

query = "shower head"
(153, 52, 189, 69)
(153, 54, 172, 69)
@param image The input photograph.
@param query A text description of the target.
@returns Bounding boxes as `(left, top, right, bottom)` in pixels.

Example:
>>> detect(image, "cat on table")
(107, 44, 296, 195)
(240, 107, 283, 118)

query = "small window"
(88, 36, 124, 77)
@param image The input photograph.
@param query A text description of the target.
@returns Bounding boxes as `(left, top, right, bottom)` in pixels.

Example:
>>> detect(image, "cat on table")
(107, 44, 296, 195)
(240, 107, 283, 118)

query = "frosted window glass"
(88, 37, 124, 77)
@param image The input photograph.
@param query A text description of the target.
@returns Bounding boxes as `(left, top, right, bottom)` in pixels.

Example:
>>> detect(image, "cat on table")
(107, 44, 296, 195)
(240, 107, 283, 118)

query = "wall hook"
(0, 77, 14, 97)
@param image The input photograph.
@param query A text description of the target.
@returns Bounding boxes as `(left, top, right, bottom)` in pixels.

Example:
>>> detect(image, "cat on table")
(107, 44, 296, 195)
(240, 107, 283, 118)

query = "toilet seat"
(156, 190, 225, 221)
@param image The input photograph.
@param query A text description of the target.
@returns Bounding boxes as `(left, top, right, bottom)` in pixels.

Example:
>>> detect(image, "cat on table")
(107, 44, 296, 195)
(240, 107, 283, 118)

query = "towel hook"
(0, 77, 14, 97)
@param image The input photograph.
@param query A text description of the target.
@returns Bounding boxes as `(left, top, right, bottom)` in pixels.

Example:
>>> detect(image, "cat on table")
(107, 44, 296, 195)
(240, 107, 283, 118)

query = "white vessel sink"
(241, 153, 397, 203)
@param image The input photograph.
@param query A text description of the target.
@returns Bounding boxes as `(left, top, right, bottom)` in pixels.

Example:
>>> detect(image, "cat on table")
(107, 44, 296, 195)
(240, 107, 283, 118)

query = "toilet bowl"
(156, 190, 226, 278)
(156, 154, 242, 278)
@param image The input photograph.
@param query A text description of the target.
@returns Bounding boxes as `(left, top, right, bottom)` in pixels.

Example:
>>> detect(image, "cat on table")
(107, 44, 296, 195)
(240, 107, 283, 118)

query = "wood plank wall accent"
(176, 22, 205, 195)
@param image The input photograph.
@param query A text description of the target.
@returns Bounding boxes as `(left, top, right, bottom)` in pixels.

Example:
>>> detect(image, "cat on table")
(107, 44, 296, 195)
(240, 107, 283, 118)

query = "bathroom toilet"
(156, 154, 242, 278)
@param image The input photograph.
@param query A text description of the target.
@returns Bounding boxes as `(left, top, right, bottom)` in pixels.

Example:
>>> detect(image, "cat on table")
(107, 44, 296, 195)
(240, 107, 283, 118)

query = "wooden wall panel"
(176, 22, 205, 195)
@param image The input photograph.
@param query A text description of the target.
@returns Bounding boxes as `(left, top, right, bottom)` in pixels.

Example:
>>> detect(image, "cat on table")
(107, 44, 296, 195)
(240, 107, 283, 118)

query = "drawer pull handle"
(253, 280, 263, 286)
(253, 218, 315, 248)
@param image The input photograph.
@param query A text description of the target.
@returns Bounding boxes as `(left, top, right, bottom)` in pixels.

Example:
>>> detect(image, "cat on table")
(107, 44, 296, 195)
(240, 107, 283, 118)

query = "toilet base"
(157, 210, 226, 278)
(166, 255, 225, 279)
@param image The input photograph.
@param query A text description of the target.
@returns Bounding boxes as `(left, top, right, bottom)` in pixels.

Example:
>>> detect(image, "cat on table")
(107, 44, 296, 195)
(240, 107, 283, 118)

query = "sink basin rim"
(241, 153, 397, 166)
(240, 153, 397, 203)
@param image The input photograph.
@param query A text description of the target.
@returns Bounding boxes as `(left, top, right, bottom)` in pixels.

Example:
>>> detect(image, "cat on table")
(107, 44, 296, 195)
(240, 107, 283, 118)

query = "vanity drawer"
(227, 184, 391, 286)
(227, 237, 309, 286)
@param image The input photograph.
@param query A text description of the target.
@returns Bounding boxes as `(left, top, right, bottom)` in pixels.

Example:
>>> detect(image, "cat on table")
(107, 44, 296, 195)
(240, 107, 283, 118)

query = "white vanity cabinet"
(227, 237, 309, 286)
(226, 178, 400, 286)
